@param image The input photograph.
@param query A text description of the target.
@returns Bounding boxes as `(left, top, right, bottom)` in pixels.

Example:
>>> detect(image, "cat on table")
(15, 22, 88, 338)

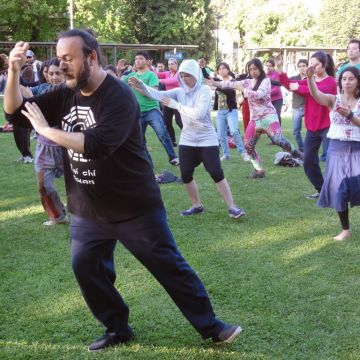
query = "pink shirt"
(219, 78, 276, 121)
(267, 70, 283, 101)
(279, 73, 337, 132)
(156, 71, 180, 90)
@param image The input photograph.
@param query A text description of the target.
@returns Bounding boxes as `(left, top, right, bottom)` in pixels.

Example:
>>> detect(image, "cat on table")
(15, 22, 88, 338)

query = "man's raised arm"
(4, 41, 29, 114)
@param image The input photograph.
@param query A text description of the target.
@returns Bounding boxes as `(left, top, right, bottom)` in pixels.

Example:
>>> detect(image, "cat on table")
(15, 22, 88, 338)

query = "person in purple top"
(22, 58, 68, 225)
(266, 59, 283, 124)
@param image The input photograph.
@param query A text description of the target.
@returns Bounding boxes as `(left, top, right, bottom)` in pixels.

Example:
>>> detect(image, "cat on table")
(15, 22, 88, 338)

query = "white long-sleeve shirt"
(139, 59, 218, 147)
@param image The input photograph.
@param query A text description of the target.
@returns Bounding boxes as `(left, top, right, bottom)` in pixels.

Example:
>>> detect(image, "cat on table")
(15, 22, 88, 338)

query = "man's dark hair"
(348, 39, 360, 50)
(135, 51, 149, 60)
(297, 59, 308, 67)
(198, 56, 207, 61)
(58, 29, 102, 65)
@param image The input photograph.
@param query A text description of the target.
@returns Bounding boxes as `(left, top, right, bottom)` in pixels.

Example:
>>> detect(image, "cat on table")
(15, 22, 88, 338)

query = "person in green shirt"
(336, 39, 360, 78)
(124, 51, 179, 166)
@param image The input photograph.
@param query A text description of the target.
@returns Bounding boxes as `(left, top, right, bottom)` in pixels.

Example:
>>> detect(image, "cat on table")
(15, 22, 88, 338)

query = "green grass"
(0, 100, 359, 359)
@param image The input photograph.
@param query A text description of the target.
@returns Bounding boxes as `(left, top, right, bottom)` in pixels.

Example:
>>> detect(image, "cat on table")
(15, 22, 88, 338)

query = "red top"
(279, 73, 337, 131)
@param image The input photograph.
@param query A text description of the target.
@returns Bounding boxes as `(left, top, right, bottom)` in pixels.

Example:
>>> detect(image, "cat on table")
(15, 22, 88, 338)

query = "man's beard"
(74, 60, 91, 90)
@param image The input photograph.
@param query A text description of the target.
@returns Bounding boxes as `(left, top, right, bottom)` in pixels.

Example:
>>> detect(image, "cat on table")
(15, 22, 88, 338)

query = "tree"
(0, 0, 68, 41)
(317, 0, 360, 47)
(73, 0, 215, 59)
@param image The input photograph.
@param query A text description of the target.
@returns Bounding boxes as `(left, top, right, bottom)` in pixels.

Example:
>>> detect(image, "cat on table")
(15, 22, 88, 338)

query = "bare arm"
(22, 102, 85, 153)
(4, 42, 28, 114)
(306, 66, 335, 108)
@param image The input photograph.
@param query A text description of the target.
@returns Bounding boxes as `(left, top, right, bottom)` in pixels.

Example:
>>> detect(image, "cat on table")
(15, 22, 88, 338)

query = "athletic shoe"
(16, 156, 24, 162)
(180, 205, 204, 216)
(241, 152, 251, 162)
(43, 215, 69, 226)
(169, 157, 180, 166)
(212, 324, 242, 345)
(229, 206, 246, 219)
(88, 329, 133, 352)
(220, 155, 230, 161)
(305, 192, 319, 199)
(23, 156, 34, 164)
(246, 170, 265, 179)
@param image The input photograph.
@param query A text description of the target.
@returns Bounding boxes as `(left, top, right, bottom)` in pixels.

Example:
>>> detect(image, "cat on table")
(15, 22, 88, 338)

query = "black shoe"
(212, 324, 242, 345)
(88, 329, 133, 352)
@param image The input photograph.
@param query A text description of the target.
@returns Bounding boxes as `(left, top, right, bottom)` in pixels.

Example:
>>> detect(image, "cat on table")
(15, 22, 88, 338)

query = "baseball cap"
(26, 50, 34, 57)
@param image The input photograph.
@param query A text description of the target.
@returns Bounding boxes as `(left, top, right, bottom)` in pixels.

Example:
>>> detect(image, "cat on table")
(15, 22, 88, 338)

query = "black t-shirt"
(6, 75, 163, 222)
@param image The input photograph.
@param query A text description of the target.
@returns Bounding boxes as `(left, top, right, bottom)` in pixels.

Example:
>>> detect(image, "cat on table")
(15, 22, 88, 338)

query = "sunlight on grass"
(0, 204, 43, 221)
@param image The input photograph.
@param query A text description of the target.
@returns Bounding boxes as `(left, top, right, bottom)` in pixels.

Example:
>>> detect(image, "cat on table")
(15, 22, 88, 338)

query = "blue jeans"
(216, 109, 245, 157)
(141, 109, 177, 161)
(71, 207, 225, 339)
(304, 128, 329, 192)
(292, 107, 304, 151)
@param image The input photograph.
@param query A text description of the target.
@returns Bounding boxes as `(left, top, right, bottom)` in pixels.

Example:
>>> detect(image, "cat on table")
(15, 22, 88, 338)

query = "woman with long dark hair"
(307, 66, 360, 240)
(207, 58, 301, 179)
(212, 61, 249, 161)
(276, 51, 337, 198)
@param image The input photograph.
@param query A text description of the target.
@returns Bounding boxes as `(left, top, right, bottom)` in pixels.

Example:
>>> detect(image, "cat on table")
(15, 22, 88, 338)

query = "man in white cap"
(26, 50, 42, 82)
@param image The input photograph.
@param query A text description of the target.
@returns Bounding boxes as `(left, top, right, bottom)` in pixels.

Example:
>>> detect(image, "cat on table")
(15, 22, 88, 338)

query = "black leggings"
(13, 124, 32, 158)
(179, 145, 224, 184)
(338, 209, 349, 230)
(163, 106, 183, 144)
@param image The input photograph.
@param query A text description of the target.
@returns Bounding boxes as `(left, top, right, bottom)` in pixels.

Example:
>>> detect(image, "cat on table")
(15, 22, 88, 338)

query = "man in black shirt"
(4, 29, 241, 351)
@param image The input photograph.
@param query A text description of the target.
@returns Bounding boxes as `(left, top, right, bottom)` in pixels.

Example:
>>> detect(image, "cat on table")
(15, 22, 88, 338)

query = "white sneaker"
(23, 156, 34, 164)
(220, 155, 230, 161)
(43, 215, 69, 226)
(169, 157, 180, 166)
(241, 152, 251, 162)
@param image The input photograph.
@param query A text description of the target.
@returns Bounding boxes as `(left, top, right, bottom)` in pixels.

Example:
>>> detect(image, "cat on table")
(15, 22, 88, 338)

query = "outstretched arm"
(306, 66, 335, 108)
(128, 76, 178, 101)
(205, 78, 244, 92)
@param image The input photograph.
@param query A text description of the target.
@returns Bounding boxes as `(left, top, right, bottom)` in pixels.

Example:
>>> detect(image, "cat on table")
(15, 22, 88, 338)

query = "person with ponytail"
(276, 51, 337, 198)
(306, 66, 360, 241)
(207, 58, 302, 179)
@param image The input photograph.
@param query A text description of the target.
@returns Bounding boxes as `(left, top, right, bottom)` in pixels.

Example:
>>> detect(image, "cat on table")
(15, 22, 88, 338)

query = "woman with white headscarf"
(129, 59, 245, 219)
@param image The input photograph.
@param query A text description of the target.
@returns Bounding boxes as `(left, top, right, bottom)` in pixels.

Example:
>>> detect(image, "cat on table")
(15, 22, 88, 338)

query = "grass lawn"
(0, 98, 359, 359)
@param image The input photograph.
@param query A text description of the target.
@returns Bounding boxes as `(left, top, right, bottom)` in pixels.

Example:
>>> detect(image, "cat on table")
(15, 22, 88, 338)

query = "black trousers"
(70, 207, 225, 339)
(13, 124, 32, 158)
(163, 106, 183, 144)
(303, 128, 329, 192)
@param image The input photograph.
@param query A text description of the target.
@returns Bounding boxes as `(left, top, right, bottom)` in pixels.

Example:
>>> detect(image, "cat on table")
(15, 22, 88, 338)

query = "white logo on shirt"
(62, 106, 96, 163)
